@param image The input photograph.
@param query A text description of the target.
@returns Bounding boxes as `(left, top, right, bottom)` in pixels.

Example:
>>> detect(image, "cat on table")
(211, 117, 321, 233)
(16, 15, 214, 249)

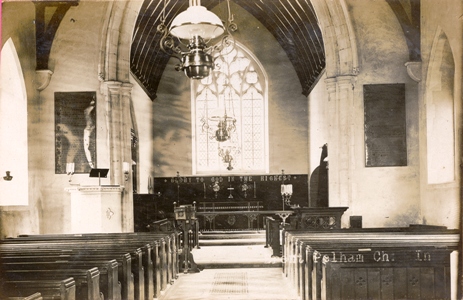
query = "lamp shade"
(170, 5, 225, 40)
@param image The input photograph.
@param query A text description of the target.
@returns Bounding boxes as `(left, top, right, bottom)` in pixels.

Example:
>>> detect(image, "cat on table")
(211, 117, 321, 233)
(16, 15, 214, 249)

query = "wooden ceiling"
(130, 0, 325, 100)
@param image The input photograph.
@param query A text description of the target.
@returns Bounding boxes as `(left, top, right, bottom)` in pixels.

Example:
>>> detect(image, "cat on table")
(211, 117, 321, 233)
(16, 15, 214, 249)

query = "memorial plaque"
(364, 84, 407, 167)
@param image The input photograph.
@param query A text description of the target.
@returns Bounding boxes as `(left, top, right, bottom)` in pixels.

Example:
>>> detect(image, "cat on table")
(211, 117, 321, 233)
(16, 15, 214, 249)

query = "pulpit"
(66, 185, 124, 233)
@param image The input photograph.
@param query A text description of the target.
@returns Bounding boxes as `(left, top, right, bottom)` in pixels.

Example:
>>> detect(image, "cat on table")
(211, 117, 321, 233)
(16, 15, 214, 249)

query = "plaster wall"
(40, 2, 112, 234)
(1, 2, 41, 238)
(345, 0, 421, 227)
(1, 2, 113, 236)
(153, 2, 309, 177)
(307, 72, 329, 205)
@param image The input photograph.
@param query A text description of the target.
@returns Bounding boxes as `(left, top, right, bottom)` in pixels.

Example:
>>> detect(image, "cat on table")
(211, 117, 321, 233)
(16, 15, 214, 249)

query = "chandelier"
(201, 113, 236, 142)
(218, 144, 240, 171)
(199, 74, 237, 143)
(158, 0, 237, 79)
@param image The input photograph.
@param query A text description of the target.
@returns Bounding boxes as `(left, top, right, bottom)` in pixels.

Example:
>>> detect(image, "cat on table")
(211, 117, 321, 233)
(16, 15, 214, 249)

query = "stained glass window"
(192, 44, 268, 174)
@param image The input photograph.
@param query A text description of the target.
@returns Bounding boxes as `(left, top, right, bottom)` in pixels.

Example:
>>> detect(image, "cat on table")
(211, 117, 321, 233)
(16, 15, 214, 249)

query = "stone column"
(120, 83, 134, 232)
(325, 75, 356, 222)
(102, 80, 134, 232)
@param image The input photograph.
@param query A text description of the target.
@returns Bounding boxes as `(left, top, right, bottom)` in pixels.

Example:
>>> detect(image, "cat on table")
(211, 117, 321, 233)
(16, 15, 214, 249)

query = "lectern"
(89, 168, 109, 186)
(175, 205, 201, 273)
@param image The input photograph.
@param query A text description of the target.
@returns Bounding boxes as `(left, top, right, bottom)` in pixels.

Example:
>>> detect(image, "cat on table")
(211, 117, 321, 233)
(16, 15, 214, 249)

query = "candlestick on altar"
(227, 185, 234, 198)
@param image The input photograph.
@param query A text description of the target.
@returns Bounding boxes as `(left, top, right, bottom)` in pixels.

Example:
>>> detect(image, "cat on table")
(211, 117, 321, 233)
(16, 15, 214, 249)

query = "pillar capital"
(405, 61, 422, 82)
(101, 80, 123, 95)
(35, 69, 53, 91)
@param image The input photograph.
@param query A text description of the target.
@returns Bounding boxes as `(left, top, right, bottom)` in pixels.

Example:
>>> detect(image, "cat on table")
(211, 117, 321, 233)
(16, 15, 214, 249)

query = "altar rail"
(196, 210, 293, 231)
(197, 201, 263, 212)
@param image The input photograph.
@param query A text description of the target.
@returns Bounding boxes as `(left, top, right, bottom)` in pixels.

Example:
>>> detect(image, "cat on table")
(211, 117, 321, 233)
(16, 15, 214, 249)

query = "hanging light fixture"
(158, 0, 237, 79)
(200, 76, 237, 143)
(213, 114, 236, 145)
(218, 144, 240, 171)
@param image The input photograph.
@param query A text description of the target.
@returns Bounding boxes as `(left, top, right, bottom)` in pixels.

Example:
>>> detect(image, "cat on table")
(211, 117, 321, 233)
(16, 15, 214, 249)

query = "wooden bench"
(2, 268, 101, 300)
(20, 232, 177, 298)
(1, 278, 76, 300)
(1, 232, 179, 300)
(7, 292, 43, 300)
(283, 228, 459, 300)
(1, 243, 143, 300)
(1, 260, 119, 300)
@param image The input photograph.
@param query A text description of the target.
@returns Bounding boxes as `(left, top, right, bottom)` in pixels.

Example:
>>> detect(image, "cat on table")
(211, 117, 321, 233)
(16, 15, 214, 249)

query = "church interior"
(1, 0, 462, 299)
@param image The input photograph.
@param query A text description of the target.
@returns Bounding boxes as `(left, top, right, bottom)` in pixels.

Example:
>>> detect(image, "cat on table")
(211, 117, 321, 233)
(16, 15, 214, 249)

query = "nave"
(0, 221, 459, 299)
(161, 240, 298, 300)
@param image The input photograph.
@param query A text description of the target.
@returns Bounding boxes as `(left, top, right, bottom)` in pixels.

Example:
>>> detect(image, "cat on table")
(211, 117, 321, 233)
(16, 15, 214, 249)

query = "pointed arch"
(425, 27, 456, 184)
(309, 0, 359, 216)
(96, 1, 143, 231)
(310, 0, 359, 78)
(191, 42, 269, 174)
(0, 38, 29, 206)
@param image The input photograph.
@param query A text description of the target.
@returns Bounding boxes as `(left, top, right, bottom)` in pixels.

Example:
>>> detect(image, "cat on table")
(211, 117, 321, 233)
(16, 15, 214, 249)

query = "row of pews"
(0, 231, 180, 300)
(282, 226, 460, 300)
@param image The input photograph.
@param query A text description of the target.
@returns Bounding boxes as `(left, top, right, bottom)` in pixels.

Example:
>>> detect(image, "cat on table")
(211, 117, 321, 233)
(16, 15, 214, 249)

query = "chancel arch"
(310, 0, 359, 221)
(96, 0, 144, 231)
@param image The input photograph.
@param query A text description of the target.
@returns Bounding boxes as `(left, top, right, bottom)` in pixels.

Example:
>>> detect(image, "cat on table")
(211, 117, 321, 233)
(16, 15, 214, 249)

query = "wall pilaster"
(325, 75, 356, 223)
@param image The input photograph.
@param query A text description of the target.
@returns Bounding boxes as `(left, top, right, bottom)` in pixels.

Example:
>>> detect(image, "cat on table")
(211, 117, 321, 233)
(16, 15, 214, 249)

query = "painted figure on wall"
(55, 92, 97, 174)
(84, 99, 96, 168)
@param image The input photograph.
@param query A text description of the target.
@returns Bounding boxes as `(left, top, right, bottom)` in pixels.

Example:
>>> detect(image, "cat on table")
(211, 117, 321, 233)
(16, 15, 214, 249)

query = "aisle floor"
(160, 267, 298, 300)
(160, 245, 298, 300)
(193, 244, 282, 268)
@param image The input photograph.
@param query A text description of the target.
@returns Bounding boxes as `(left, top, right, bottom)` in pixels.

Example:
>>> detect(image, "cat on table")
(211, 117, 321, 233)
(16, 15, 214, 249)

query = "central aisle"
(160, 235, 298, 300)
(160, 267, 298, 300)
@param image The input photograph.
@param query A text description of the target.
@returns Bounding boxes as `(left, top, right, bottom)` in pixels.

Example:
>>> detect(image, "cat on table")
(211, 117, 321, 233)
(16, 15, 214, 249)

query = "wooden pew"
(2, 232, 179, 300)
(283, 227, 457, 281)
(283, 229, 459, 300)
(1, 277, 76, 300)
(7, 292, 43, 300)
(1, 260, 119, 300)
(2, 268, 101, 300)
(0, 241, 146, 300)
(15, 231, 178, 283)
(148, 218, 175, 232)
(316, 248, 452, 300)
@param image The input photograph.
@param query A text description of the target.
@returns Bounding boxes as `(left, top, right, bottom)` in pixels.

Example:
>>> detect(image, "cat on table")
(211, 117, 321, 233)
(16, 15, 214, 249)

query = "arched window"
(192, 43, 268, 174)
(426, 29, 455, 184)
(0, 38, 29, 205)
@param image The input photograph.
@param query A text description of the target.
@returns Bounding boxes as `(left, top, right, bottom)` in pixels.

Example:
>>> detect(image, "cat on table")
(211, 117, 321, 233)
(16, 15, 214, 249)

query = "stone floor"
(159, 245, 298, 300)
(193, 244, 282, 268)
